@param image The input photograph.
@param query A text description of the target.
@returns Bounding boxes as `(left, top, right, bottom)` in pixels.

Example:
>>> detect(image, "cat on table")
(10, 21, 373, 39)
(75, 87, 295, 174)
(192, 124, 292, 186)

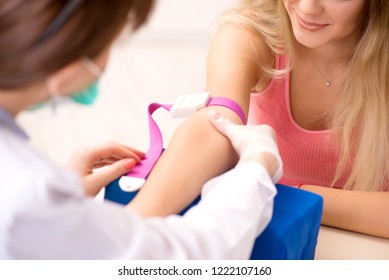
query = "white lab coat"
(0, 109, 276, 259)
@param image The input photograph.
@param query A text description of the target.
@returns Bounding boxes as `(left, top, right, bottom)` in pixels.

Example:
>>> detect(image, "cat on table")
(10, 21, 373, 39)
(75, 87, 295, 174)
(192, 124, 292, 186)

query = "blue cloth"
(105, 181, 323, 260)
(249, 185, 323, 259)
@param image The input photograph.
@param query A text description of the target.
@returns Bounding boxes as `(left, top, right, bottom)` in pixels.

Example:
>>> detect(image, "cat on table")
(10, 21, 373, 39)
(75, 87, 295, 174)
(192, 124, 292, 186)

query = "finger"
(84, 158, 137, 196)
(93, 159, 117, 169)
(93, 156, 134, 167)
(120, 144, 146, 157)
(92, 154, 143, 168)
(91, 142, 145, 164)
(207, 110, 237, 138)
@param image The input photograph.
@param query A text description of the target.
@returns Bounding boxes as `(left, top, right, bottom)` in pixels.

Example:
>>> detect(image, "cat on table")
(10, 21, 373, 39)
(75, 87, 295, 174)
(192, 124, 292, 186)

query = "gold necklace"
(304, 48, 332, 87)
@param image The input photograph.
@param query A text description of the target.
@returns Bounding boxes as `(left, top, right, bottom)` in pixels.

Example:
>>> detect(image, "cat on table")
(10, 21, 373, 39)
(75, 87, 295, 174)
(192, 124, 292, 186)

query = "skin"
(129, 0, 389, 238)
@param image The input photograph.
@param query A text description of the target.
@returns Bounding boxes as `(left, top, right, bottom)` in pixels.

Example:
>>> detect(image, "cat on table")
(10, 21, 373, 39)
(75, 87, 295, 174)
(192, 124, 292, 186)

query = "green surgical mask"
(70, 80, 99, 105)
(71, 57, 103, 105)
(27, 57, 102, 111)
(26, 81, 100, 111)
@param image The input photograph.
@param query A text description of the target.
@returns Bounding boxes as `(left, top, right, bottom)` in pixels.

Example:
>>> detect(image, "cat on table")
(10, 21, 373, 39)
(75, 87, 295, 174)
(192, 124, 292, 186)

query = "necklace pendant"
(325, 81, 331, 86)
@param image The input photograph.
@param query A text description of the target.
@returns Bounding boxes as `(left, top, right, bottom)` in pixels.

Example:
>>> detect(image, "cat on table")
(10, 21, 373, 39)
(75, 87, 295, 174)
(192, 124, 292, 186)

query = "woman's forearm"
(300, 184, 389, 238)
(128, 24, 265, 217)
(128, 106, 242, 217)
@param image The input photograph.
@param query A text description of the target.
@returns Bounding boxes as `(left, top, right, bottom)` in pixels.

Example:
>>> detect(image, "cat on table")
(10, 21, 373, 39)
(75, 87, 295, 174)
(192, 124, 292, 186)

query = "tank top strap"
(275, 53, 289, 70)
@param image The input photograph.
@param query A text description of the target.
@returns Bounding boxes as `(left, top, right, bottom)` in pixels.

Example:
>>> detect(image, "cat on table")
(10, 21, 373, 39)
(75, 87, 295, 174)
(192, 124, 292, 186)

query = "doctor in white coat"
(0, 0, 282, 259)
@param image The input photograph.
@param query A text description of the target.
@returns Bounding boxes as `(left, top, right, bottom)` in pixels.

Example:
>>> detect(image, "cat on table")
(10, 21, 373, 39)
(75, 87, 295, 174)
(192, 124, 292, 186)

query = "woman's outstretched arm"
(299, 184, 389, 238)
(128, 24, 271, 216)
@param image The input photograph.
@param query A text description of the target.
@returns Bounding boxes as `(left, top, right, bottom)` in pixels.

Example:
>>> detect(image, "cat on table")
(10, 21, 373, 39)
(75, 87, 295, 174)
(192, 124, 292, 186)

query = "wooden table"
(315, 226, 389, 259)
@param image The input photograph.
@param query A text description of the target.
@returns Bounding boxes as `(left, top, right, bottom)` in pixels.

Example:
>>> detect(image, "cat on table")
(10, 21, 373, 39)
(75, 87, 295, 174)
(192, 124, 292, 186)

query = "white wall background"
(17, 0, 239, 165)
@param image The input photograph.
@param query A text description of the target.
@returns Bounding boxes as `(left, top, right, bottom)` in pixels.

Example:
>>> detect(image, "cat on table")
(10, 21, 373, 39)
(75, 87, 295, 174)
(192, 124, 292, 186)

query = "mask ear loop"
(81, 57, 102, 78)
(45, 79, 61, 115)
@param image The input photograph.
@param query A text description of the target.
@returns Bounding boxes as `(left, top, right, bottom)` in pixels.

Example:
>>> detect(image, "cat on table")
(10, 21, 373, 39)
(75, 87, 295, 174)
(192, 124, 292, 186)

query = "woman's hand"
(67, 141, 145, 196)
(208, 110, 282, 183)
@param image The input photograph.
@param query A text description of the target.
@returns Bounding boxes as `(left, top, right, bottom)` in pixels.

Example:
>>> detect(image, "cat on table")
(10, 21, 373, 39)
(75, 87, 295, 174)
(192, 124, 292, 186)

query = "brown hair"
(0, 0, 154, 89)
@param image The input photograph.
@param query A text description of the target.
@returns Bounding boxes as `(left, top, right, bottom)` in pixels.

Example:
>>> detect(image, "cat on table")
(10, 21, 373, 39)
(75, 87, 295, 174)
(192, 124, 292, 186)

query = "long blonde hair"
(222, 0, 389, 191)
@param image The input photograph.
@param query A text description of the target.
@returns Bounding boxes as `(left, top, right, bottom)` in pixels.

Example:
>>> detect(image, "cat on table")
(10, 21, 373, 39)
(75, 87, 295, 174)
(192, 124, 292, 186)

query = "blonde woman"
(130, 0, 389, 238)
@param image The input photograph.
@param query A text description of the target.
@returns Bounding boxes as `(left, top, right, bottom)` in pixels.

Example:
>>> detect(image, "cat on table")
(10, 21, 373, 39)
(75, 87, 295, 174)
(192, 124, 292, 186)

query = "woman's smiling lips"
(296, 14, 329, 32)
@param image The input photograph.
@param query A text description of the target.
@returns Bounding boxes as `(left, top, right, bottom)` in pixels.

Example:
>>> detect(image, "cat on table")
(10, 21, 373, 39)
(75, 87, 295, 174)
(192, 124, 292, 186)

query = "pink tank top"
(249, 55, 348, 188)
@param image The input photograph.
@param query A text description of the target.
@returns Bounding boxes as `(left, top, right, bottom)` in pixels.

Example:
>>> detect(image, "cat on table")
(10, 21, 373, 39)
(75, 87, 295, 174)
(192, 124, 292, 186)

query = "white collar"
(0, 107, 29, 140)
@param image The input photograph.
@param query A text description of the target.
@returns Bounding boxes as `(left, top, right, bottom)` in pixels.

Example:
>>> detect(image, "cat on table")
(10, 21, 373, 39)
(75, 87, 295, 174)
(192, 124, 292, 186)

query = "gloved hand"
(208, 110, 282, 183)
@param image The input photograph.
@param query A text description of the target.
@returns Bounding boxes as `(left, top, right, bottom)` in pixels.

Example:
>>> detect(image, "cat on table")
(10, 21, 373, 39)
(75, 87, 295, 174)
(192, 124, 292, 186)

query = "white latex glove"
(208, 110, 282, 183)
